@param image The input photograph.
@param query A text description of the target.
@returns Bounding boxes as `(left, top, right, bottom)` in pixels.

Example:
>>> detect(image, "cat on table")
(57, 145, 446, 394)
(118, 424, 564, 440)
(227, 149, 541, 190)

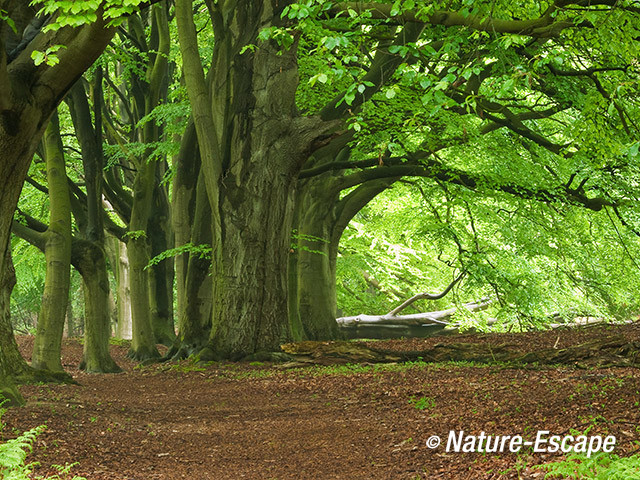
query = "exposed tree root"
(162, 340, 206, 362)
(127, 347, 162, 364)
(79, 358, 123, 374)
(14, 366, 77, 385)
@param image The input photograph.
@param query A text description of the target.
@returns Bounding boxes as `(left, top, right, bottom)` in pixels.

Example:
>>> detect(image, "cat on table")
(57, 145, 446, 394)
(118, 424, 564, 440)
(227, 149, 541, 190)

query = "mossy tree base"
(13, 367, 76, 385)
(127, 346, 162, 363)
(163, 337, 208, 362)
(80, 358, 122, 374)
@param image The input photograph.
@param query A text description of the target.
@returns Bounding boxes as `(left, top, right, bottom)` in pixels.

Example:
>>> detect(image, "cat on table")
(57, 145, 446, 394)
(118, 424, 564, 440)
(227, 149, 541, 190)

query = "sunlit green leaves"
(30, 45, 66, 66)
(29, 0, 145, 30)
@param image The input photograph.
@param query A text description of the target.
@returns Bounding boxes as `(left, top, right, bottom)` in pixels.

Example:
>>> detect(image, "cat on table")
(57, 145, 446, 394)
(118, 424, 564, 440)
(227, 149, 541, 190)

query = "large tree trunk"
(31, 113, 72, 372)
(292, 181, 341, 341)
(293, 145, 398, 340)
(0, 5, 117, 403)
(176, 0, 333, 360)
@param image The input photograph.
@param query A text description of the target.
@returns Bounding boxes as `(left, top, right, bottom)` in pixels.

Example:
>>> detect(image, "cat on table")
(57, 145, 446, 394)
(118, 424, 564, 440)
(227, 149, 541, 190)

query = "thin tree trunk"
(67, 78, 120, 372)
(169, 171, 212, 359)
(32, 112, 72, 372)
(127, 177, 160, 361)
(74, 240, 121, 373)
(115, 239, 133, 339)
(149, 179, 175, 346)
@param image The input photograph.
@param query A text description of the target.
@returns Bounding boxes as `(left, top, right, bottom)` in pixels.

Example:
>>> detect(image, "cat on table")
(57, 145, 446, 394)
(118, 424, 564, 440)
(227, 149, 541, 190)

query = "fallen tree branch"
(386, 270, 466, 316)
(336, 297, 491, 327)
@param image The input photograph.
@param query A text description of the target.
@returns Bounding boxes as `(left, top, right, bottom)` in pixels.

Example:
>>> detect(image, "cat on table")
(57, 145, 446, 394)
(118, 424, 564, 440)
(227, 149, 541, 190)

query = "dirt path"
(4, 324, 640, 479)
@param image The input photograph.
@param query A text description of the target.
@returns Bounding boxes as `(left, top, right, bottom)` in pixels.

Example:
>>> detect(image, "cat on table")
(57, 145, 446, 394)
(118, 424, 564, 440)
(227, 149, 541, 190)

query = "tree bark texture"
(149, 179, 175, 346)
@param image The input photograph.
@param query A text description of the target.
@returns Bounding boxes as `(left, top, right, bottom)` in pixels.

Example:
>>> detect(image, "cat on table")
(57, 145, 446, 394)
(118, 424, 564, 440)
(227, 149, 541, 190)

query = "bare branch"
(386, 270, 466, 316)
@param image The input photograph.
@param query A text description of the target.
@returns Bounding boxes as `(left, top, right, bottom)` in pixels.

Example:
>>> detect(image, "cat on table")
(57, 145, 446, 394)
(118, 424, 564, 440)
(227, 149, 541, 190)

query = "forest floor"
(4, 323, 640, 480)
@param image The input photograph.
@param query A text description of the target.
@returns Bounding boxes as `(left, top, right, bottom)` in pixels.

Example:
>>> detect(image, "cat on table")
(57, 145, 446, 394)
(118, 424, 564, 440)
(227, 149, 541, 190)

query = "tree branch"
(330, 2, 572, 37)
(386, 269, 466, 316)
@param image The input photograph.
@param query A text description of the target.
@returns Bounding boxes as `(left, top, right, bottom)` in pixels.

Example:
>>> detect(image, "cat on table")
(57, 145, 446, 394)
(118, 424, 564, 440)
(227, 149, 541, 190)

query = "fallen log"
(278, 336, 640, 368)
(336, 298, 491, 327)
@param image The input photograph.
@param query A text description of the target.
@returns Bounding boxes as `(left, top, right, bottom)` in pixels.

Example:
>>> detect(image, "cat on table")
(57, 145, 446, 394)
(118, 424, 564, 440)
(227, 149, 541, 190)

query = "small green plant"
(537, 452, 640, 479)
(408, 395, 436, 410)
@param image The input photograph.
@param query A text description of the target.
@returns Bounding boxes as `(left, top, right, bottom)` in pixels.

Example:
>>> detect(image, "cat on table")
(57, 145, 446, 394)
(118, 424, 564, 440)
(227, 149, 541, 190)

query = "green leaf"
(31, 51, 46, 66)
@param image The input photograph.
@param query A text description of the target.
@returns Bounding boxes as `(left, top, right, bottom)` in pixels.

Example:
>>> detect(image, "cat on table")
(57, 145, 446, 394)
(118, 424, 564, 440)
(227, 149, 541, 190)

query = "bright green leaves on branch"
(30, 45, 66, 66)
(30, 0, 145, 30)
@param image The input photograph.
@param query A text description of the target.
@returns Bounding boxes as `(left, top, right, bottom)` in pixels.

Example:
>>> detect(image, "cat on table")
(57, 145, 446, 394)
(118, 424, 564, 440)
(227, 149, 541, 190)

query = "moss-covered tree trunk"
(126, 161, 161, 361)
(293, 138, 398, 340)
(171, 122, 199, 339)
(0, 4, 116, 401)
(292, 182, 340, 341)
(31, 112, 72, 372)
(169, 171, 213, 359)
(73, 240, 121, 373)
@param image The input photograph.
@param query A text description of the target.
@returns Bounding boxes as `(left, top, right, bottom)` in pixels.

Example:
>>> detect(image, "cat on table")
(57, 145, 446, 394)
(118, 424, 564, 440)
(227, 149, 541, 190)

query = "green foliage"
(124, 230, 146, 241)
(0, 424, 45, 480)
(0, 399, 85, 480)
(0, 9, 17, 33)
(146, 243, 212, 270)
(537, 452, 640, 480)
(31, 45, 66, 66)
(30, 0, 146, 30)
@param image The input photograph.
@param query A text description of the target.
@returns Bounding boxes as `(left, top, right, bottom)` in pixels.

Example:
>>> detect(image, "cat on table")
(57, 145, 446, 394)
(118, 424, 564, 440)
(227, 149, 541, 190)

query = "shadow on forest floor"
(4, 323, 640, 479)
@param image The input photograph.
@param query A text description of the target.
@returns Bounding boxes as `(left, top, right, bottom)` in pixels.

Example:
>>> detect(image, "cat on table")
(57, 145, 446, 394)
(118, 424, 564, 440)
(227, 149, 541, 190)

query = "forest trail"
(4, 324, 640, 480)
